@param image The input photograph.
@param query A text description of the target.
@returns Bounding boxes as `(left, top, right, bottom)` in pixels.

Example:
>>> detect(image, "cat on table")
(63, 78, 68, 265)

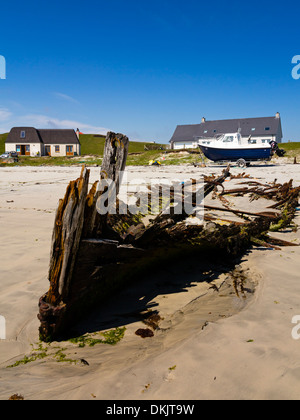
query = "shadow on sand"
(65, 250, 247, 340)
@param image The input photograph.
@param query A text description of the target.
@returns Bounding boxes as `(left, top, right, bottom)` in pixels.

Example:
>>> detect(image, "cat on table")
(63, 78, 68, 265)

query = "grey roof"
(170, 116, 282, 143)
(6, 127, 80, 145)
(5, 127, 42, 144)
(169, 124, 201, 143)
(37, 129, 80, 145)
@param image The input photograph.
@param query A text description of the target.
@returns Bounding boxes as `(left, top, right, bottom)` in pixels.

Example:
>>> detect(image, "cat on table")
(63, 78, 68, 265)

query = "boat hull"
(199, 145, 272, 162)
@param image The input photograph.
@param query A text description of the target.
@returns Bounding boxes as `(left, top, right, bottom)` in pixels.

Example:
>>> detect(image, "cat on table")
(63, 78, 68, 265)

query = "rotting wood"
(249, 234, 300, 250)
(46, 165, 90, 306)
(202, 204, 280, 220)
(38, 132, 130, 341)
(100, 131, 129, 193)
(262, 235, 299, 248)
(82, 132, 129, 239)
(204, 214, 245, 226)
(38, 146, 300, 341)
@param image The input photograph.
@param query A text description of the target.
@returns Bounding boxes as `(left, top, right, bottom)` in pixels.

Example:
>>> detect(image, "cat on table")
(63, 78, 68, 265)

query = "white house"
(169, 113, 283, 150)
(5, 127, 81, 157)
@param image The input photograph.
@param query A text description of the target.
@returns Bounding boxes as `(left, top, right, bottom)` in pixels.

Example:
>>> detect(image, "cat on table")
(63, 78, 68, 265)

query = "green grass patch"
(280, 142, 300, 158)
(79, 134, 166, 156)
(7, 327, 126, 368)
(0, 155, 103, 167)
(280, 142, 300, 152)
(269, 207, 290, 232)
(7, 343, 78, 367)
(126, 150, 200, 166)
(0, 133, 8, 154)
(7, 342, 50, 368)
(69, 327, 126, 347)
(79, 134, 106, 155)
(126, 150, 163, 166)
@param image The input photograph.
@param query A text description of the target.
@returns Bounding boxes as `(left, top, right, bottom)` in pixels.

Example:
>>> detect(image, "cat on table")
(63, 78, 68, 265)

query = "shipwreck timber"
(38, 132, 300, 341)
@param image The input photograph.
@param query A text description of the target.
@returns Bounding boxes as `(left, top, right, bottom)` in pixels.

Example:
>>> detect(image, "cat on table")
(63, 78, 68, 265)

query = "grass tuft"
(69, 327, 126, 347)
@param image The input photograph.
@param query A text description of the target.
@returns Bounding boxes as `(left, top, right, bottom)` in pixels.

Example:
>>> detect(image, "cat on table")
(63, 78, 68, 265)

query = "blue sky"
(1, 0, 300, 143)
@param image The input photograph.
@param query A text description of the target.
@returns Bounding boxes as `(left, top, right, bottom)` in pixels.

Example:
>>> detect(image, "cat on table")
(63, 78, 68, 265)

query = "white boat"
(198, 132, 273, 167)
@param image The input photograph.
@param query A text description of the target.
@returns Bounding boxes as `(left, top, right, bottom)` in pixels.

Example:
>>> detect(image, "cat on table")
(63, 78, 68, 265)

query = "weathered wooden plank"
(202, 204, 280, 220)
(46, 165, 90, 305)
(100, 131, 129, 193)
(82, 131, 129, 239)
(38, 132, 130, 341)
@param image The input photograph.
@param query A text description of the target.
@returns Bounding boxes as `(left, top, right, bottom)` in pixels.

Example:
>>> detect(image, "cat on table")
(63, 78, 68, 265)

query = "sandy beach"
(0, 161, 300, 400)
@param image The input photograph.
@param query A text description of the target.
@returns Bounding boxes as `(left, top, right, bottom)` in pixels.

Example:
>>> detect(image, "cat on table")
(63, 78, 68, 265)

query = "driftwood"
(38, 134, 300, 341)
(38, 132, 130, 341)
(202, 204, 280, 220)
(47, 166, 90, 306)
(82, 132, 129, 239)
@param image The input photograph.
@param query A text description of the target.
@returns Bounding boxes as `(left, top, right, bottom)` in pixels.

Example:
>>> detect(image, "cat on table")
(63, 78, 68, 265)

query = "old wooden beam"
(100, 131, 129, 193)
(83, 131, 129, 239)
(46, 165, 90, 306)
(202, 204, 280, 220)
(38, 132, 130, 341)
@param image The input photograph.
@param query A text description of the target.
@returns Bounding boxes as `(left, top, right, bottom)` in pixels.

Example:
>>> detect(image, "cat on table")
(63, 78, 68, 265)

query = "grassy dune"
(79, 134, 165, 155)
(0, 133, 8, 154)
(280, 142, 300, 158)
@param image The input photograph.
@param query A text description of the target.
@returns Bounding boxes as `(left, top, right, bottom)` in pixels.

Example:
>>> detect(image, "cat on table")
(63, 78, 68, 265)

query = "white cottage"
(5, 127, 81, 157)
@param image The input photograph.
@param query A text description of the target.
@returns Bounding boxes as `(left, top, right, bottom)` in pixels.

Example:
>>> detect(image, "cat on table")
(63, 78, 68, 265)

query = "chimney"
(76, 128, 80, 139)
(275, 112, 280, 119)
(201, 117, 206, 123)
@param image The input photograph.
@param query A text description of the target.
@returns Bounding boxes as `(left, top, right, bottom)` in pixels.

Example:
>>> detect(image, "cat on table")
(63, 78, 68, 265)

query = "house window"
(204, 130, 208, 133)
(265, 127, 270, 131)
(251, 128, 256, 131)
(55, 145, 60, 153)
(16, 145, 21, 153)
(20, 130, 26, 138)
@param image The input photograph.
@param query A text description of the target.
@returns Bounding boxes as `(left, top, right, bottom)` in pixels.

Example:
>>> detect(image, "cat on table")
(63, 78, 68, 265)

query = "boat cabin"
(198, 132, 271, 148)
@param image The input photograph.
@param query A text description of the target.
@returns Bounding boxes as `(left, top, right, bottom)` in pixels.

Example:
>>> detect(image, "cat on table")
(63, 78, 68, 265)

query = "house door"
(66, 145, 74, 156)
(45, 146, 51, 156)
(17, 145, 30, 155)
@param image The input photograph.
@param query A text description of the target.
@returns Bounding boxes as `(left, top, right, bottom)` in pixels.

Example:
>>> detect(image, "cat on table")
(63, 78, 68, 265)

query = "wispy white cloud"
(0, 107, 111, 135)
(53, 92, 80, 104)
(0, 107, 146, 140)
(0, 107, 12, 121)
(19, 113, 111, 135)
